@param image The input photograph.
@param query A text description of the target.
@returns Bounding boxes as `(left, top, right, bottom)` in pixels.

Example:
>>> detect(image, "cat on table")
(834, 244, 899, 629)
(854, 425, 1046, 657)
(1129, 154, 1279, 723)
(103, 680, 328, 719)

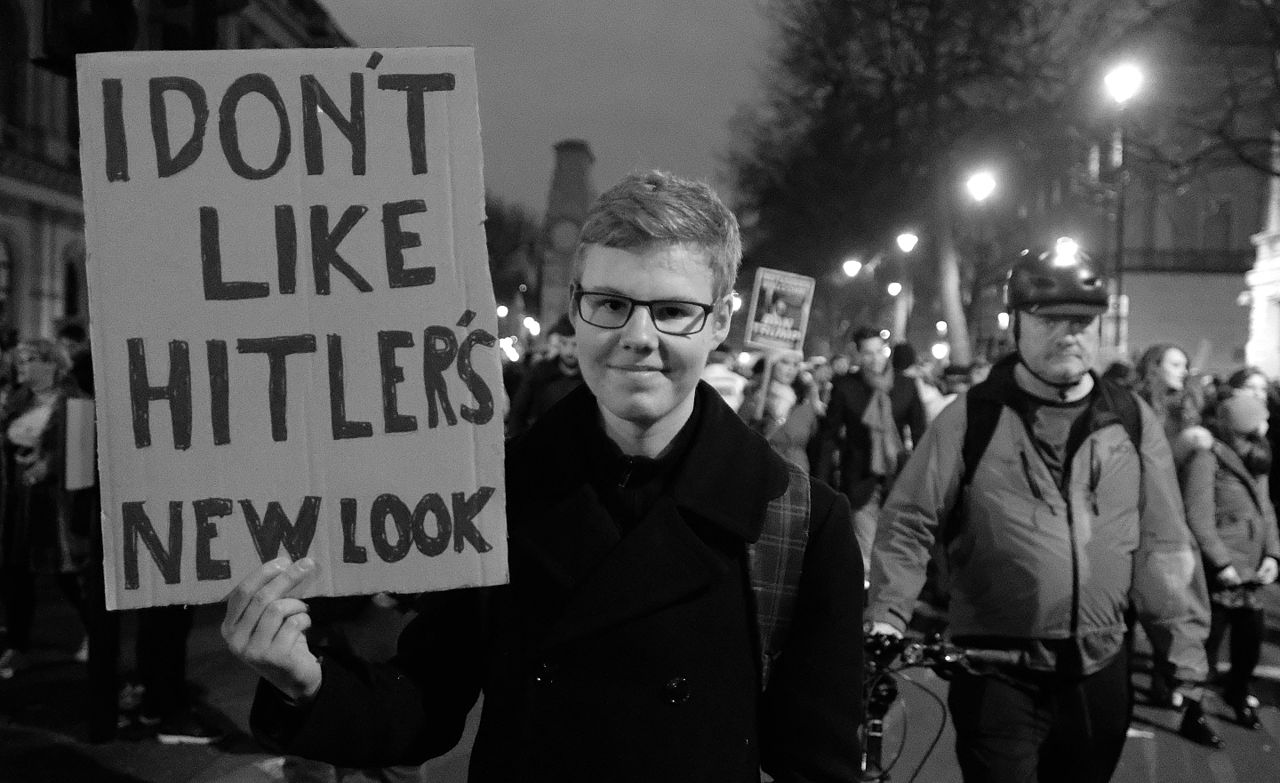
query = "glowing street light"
(842, 257, 863, 278)
(1104, 62, 1144, 106)
(997, 311, 1010, 330)
(931, 342, 950, 361)
(896, 232, 918, 253)
(966, 170, 997, 203)
(936, 320, 948, 335)
(886, 281, 902, 297)
(496, 304, 509, 318)
(523, 316, 541, 336)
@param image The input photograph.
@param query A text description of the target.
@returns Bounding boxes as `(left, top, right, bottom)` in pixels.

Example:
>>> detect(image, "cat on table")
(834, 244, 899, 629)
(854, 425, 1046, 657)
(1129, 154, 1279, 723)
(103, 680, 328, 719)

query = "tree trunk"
(934, 180, 972, 365)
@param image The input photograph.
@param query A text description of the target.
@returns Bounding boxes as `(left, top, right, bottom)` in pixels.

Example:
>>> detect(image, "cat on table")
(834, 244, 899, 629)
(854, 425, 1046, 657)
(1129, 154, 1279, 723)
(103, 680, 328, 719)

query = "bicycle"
(860, 633, 1024, 783)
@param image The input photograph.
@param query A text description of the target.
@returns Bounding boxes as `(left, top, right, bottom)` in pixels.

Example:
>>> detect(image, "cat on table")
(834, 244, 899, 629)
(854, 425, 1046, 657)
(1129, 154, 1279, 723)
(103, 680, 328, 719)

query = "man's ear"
(711, 295, 734, 341)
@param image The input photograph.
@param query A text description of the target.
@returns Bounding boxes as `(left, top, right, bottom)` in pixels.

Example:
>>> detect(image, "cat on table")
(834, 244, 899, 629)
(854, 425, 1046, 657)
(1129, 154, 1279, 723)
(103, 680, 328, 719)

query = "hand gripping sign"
(77, 48, 508, 609)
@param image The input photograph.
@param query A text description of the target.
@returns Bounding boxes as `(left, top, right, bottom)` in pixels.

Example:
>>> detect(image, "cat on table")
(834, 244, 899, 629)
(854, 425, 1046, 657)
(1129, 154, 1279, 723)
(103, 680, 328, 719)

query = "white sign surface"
(77, 47, 508, 609)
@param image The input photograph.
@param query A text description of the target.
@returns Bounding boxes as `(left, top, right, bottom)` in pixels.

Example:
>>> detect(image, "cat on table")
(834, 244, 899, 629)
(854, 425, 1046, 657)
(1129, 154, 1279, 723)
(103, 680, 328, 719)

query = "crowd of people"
(1, 170, 1278, 783)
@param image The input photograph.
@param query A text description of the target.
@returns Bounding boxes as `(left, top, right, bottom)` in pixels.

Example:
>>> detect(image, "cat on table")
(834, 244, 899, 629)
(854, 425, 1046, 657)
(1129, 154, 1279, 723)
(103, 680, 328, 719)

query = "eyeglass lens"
(577, 292, 709, 335)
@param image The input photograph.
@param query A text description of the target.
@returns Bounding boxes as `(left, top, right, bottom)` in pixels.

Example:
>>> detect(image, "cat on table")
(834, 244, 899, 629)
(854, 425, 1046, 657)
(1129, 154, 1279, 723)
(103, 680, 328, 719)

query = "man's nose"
(619, 304, 659, 348)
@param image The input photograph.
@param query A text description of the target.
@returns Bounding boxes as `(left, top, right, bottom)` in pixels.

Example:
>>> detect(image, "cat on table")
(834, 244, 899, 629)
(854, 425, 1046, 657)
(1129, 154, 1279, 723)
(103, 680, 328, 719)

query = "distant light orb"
(731, 291, 743, 312)
(498, 336, 520, 362)
(966, 170, 997, 203)
(843, 258, 863, 278)
(896, 232, 919, 253)
(931, 342, 950, 361)
(1105, 63, 1144, 105)
(887, 282, 903, 297)
(496, 305, 509, 318)
(879, 329, 891, 341)
(523, 316, 541, 336)
(936, 320, 948, 335)
(997, 312, 1011, 330)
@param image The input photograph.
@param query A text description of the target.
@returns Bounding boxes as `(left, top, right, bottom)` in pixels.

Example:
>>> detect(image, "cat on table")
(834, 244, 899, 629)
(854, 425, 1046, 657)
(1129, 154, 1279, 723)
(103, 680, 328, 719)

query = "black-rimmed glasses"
(572, 289, 716, 335)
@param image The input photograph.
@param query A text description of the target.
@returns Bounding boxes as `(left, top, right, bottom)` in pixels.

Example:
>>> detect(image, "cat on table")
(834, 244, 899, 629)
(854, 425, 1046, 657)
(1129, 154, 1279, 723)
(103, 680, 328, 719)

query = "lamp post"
(892, 232, 918, 341)
(1104, 63, 1142, 348)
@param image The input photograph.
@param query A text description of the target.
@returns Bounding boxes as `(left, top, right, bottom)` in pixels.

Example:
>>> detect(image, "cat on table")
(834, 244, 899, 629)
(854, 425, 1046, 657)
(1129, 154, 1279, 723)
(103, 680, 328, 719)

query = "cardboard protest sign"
(743, 267, 816, 353)
(77, 47, 507, 609)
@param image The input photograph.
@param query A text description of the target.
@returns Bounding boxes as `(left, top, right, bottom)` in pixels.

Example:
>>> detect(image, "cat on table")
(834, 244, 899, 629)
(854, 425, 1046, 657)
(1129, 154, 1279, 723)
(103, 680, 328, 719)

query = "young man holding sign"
(223, 171, 863, 782)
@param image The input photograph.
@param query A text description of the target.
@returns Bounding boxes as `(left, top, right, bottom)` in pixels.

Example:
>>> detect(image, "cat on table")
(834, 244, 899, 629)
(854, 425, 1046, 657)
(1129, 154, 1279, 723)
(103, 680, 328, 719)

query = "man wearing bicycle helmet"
(867, 239, 1214, 781)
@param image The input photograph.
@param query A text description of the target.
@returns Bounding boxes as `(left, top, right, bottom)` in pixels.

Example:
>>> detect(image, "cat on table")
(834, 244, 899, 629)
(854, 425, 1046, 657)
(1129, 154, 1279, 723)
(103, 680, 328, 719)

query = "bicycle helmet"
(1005, 237, 1108, 317)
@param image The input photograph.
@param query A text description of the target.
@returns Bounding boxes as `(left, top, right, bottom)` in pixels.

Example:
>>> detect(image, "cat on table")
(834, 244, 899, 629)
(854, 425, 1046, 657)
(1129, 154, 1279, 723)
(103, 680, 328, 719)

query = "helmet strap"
(1012, 312, 1090, 402)
(1017, 356, 1086, 401)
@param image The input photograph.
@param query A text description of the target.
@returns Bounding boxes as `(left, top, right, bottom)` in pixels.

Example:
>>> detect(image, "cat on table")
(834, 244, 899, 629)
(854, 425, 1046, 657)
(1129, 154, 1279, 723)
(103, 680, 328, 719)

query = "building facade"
(0, 0, 349, 341)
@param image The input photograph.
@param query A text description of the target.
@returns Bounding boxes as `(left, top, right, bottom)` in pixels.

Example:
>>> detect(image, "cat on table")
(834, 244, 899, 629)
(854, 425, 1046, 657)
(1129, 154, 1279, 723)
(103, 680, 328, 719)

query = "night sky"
(320, 0, 769, 215)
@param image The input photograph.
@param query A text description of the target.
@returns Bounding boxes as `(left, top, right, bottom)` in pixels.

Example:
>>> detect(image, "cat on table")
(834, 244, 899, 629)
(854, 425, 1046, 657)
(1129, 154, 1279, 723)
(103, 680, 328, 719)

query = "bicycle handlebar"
(867, 633, 1026, 675)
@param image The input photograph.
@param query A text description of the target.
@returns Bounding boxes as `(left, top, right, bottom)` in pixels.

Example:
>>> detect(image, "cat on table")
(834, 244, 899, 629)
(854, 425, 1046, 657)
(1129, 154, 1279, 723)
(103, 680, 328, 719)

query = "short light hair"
(572, 170, 741, 301)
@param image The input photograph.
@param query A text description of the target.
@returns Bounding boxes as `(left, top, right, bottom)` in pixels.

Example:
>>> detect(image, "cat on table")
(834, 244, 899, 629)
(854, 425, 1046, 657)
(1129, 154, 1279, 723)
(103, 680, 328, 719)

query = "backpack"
(748, 459, 811, 691)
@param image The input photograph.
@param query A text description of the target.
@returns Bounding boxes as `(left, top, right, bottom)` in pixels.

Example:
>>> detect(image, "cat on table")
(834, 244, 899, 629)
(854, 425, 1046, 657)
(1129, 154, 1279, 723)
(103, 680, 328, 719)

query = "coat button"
(664, 676, 691, 704)
(534, 662, 557, 685)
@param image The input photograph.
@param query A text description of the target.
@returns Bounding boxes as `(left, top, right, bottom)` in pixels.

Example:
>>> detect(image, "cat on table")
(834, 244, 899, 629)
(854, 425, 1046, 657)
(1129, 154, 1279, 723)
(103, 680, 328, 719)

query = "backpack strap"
(940, 394, 1005, 546)
(748, 459, 811, 691)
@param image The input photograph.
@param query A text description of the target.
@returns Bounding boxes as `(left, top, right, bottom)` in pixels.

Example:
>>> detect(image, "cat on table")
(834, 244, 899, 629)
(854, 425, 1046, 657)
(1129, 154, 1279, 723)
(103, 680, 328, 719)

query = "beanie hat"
(1219, 393, 1268, 435)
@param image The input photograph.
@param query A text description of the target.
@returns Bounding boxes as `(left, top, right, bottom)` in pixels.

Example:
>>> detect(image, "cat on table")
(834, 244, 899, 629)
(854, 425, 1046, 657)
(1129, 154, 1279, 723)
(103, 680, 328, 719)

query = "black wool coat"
(814, 371, 926, 509)
(252, 382, 863, 782)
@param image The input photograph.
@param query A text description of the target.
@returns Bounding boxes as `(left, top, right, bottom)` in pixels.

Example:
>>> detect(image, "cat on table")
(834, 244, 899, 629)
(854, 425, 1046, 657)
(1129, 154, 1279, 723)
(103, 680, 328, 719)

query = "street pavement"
(2, 574, 1278, 783)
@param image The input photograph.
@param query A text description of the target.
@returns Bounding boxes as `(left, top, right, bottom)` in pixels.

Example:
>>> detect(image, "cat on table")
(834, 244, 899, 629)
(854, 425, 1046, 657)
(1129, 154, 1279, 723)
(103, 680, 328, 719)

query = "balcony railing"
(1118, 247, 1255, 274)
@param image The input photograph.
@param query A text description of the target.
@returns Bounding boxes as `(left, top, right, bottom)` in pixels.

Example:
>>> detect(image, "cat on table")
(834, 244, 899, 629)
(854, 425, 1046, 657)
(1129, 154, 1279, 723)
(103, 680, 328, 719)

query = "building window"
(63, 262, 81, 318)
(0, 0, 29, 134)
(62, 246, 86, 319)
(1204, 198, 1233, 253)
(0, 236, 15, 323)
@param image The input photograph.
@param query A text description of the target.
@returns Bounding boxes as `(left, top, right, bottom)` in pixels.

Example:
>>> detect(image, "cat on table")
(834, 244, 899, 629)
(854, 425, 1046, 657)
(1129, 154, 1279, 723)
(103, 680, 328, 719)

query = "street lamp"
(886, 281, 902, 297)
(1104, 62, 1142, 344)
(842, 257, 863, 278)
(896, 232, 918, 253)
(965, 170, 997, 204)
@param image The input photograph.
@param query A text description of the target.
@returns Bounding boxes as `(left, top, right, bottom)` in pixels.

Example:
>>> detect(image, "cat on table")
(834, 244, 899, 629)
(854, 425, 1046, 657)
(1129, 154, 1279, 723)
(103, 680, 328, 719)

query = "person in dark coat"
(1181, 392, 1280, 729)
(0, 339, 93, 679)
(814, 328, 925, 573)
(223, 170, 864, 782)
(506, 314, 582, 437)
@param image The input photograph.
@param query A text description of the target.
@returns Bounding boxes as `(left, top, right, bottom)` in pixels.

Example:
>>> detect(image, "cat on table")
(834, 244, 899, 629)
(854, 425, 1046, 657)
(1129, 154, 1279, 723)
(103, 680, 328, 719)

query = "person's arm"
(225, 558, 485, 767)
(1257, 475, 1280, 584)
(759, 485, 861, 782)
(252, 587, 489, 768)
(1130, 401, 1210, 685)
(1180, 448, 1232, 572)
(866, 397, 966, 633)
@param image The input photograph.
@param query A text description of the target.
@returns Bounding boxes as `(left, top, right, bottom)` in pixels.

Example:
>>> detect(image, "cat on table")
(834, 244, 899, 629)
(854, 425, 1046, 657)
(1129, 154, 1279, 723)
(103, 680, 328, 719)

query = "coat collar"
(505, 382, 790, 649)
(508, 381, 790, 542)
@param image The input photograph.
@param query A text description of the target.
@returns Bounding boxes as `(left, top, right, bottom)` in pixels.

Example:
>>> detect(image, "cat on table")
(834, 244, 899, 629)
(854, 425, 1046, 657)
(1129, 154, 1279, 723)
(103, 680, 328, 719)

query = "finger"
(230, 559, 316, 652)
(224, 556, 291, 632)
(268, 611, 313, 659)
(244, 597, 311, 660)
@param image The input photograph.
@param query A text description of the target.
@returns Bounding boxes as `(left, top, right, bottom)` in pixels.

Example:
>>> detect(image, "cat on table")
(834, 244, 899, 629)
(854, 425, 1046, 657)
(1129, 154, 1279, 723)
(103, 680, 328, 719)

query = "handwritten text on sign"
(78, 48, 508, 609)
